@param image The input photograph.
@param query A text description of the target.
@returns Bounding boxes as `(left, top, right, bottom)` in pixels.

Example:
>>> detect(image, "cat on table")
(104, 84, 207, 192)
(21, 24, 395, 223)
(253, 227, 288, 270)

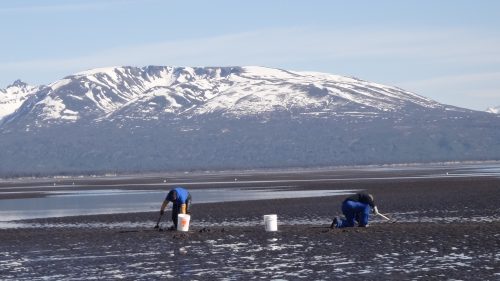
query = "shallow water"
(0, 187, 357, 222)
(2, 162, 500, 225)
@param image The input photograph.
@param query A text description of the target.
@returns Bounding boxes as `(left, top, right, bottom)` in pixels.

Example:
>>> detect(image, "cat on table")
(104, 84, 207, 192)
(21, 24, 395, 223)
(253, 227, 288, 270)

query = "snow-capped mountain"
(486, 106, 500, 114)
(0, 80, 42, 120)
(0, 66, 499, 177)
(1, 66, 452, 127)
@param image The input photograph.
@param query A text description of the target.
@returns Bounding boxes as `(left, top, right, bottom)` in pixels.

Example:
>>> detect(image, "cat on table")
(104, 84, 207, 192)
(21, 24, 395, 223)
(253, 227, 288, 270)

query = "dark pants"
(338, 200, 371, 227)
(172, 203, 181, 228)
(171, 195, 191, 227)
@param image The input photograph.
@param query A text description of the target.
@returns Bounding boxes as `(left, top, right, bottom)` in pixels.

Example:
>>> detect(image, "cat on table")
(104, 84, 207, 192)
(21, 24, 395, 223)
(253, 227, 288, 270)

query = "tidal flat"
(1, 164, 499, 280)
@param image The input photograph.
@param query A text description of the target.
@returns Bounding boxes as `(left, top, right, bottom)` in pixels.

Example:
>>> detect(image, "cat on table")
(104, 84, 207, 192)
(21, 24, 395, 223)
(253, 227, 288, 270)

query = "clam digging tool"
(154, 214, 163, 229)
(377, 213, 391, 221)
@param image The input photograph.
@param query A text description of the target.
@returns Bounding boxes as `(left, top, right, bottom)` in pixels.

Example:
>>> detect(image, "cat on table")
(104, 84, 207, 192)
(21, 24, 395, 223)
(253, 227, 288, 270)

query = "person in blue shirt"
(330, 192, 379, 228)
(159, 187, 192, 229)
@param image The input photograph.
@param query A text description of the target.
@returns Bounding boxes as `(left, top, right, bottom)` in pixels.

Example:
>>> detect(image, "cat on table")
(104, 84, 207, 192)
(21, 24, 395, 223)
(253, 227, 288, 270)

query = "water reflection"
(0, 187, 357, 222)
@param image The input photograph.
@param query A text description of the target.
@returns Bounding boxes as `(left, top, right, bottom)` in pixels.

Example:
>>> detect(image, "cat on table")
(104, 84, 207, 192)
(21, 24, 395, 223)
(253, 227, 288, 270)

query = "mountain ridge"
(1, 65, 458, 128)
(0, 66, 498, 177)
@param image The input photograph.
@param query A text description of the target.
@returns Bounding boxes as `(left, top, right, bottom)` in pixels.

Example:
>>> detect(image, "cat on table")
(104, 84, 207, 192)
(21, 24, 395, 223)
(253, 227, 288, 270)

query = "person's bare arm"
(160, 200, 168, 215)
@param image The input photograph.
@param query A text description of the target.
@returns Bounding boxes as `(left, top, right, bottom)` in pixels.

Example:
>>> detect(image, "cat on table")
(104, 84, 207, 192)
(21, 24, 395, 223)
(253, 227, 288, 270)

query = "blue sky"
(1, 0, 499, 110)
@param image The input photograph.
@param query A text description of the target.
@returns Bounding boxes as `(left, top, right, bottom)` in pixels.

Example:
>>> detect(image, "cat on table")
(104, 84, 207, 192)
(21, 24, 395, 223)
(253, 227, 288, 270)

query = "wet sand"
(1, 170, 500, 280)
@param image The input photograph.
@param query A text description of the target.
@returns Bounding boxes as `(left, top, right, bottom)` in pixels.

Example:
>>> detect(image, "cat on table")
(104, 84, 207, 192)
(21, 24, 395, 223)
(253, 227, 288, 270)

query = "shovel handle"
(154, 213, 163, 228)
(377, 213, 391, 221)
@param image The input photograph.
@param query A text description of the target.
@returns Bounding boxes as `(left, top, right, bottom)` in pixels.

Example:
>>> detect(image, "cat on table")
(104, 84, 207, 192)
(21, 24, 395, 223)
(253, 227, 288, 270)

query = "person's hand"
(160, 209, 164, 216)
(373, 206, 379, 215)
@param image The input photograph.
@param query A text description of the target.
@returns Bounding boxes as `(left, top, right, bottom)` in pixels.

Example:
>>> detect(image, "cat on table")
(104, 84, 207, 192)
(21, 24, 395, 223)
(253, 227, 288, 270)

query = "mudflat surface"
(1, 169, 500, 280)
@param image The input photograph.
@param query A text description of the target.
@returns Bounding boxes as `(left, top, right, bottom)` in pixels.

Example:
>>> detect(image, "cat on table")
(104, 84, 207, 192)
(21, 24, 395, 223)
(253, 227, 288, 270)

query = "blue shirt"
(166, 187, 190, 204)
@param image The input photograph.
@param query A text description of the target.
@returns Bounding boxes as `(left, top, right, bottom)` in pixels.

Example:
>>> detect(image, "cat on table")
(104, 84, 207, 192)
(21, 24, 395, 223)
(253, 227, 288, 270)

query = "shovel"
(377, 212, 391, 221)
(154, 213, 163, 229)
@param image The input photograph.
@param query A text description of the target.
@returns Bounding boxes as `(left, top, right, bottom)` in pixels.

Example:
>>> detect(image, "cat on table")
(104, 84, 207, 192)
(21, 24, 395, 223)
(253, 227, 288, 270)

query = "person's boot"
(330, 217, 338, 229)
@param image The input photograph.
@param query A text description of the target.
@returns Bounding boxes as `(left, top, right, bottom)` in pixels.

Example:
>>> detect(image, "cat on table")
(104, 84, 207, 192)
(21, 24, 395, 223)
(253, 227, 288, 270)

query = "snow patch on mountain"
(74, 67, 122, 79)
(0, 80, 41, 120)
(486, 106, 500, 114)
(49, 78, 72, 91)
(40, 96, 79, 121)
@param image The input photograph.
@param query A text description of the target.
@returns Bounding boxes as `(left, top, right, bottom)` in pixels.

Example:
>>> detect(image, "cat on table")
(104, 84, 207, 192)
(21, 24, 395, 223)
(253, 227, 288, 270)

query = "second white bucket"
(177, 214, 191, 232)
(263, 214, 278, 232)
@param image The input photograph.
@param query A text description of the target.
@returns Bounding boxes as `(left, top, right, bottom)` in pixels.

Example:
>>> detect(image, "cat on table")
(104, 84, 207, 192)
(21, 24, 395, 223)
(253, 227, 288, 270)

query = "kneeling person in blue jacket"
(330, 192, 379, 228)
(159, 187, 192, 229)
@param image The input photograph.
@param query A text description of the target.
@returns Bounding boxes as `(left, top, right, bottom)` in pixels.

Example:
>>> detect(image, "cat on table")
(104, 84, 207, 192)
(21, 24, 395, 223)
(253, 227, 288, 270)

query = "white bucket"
(177, 214, 191, 232)
(263, 214, 278, 232)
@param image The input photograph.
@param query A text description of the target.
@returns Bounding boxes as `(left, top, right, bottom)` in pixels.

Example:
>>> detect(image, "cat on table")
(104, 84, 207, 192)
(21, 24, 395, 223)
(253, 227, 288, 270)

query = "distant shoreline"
(2, 160, 499, 181)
